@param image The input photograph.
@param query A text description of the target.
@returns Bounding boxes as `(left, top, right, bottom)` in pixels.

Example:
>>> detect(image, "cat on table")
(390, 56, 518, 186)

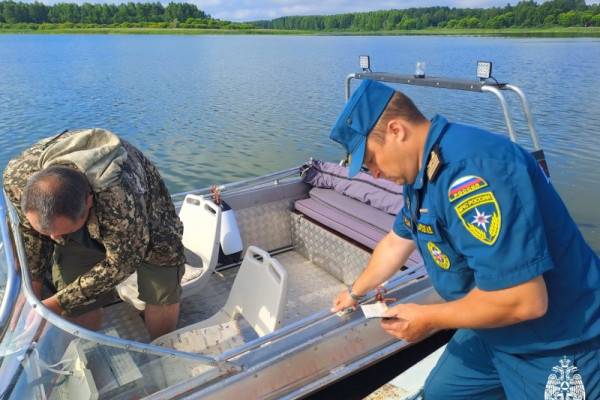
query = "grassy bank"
(1, 25, 599, 37)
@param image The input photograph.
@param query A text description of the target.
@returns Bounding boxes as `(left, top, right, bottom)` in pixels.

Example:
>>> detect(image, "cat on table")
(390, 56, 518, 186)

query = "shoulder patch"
(454, 191, 501, 245)
(448, 175, 488, 202)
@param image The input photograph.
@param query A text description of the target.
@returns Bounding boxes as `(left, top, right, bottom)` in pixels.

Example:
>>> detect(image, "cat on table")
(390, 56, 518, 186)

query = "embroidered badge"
(427, 241, 450, 270)
(417, 223, 435, 235)
(448, 175, 488, 202)
(454, 191, 501, 245)
(544, 356, 586, 400)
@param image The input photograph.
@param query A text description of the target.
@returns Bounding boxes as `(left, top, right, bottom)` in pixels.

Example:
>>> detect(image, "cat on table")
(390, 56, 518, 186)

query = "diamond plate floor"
(101, 249, 345, 343)
(274, 251, 346, 324)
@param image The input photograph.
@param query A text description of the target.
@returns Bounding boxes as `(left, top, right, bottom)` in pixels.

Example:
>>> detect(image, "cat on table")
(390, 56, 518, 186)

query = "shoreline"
(1, 26, 600, 37)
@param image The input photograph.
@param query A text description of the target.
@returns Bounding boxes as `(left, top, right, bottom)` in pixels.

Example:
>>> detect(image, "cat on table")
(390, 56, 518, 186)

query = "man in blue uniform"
(331, 80, 600, 399)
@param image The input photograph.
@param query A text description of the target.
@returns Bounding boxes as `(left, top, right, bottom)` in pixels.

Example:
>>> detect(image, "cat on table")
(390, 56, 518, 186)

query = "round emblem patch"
(427, 241, 450, 270)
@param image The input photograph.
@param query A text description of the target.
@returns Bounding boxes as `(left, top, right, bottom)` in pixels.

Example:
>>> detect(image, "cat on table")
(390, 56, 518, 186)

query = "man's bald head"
(21, 166, 91, 232)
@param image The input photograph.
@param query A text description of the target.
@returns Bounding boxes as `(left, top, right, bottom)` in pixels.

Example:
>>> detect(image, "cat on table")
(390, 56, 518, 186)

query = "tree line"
(0, 1, 252, 28)
(254, 0, 600, 30)
(1, 0, 599, 30)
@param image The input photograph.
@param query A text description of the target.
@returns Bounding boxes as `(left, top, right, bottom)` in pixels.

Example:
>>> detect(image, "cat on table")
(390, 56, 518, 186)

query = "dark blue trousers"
(424, 329, 600, 399)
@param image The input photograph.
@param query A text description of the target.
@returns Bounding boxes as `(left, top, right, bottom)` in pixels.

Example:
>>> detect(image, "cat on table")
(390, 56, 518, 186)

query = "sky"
(36, 0, 600, 22)
(169, 0, 600, 21)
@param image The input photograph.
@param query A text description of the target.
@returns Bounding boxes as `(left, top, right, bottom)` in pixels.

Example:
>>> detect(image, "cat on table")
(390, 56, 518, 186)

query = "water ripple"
(0, 35, 598, 251)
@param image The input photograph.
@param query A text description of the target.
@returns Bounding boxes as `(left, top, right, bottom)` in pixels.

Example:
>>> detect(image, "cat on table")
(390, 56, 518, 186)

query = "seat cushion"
(295, 188, 395, 250)
(302, 160, 403, 214)
(310, 188, 395, 231)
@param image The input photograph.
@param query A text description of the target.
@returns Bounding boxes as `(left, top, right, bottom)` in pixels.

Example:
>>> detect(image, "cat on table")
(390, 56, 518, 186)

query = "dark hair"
(21, 166, 90, 231)
(370, 91, 427, 142)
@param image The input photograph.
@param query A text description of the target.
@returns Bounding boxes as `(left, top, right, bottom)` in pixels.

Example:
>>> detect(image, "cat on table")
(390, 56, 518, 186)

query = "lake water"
(0, 34, 598, 258)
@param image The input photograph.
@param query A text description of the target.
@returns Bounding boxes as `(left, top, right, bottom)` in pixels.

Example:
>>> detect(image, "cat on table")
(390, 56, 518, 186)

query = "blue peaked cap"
(329, 80, 395, 177)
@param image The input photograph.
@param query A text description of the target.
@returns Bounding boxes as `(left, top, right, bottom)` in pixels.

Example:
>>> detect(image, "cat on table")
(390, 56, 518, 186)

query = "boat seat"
(116, 194, 222, 311)
(296, 160, 404, 250)
(152, 245, 288, 353)
(295, 187, 395, 250)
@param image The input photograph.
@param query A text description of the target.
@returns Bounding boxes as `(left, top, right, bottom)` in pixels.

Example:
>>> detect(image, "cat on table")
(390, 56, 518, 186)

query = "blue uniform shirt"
(393, 115, 600, 354)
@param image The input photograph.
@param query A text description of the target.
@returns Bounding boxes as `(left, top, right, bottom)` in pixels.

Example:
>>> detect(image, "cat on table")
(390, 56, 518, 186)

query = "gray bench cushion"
(302, 160, 403, 214)
(295, 188, 397, 250)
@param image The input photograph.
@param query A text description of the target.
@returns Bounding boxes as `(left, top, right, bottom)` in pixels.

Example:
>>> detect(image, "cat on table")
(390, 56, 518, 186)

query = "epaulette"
(426, 144, 443, 182)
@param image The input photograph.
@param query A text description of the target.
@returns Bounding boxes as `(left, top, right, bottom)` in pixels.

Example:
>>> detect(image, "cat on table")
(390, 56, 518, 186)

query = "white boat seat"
(153, 245, 288, 352)
(116, 195, 222, 311)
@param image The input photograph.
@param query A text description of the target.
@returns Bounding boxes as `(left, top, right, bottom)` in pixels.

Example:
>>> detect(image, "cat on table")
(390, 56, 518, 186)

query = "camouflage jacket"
(3, 129, 185, 314)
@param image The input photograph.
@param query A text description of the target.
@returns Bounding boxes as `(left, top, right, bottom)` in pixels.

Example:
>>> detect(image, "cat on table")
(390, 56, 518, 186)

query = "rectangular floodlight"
(477, 61, 492, 80)
(359, 55, 371, 71)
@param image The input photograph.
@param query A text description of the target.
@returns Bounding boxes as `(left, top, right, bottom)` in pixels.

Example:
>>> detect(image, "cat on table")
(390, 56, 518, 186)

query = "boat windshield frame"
(0, 190, 21, 342)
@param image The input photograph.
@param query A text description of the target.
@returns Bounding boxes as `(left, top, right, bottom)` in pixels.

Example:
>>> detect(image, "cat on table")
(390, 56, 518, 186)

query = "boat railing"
(346, 69, 549, 177)
(170, 165, 303, 204)
(0, 190, 21, 341)
(215, 266, 428, 363)
(0, 190, 242, 373)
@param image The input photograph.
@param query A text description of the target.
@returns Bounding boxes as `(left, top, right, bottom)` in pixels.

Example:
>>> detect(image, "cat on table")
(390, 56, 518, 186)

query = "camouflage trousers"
(52, 227, 183, 317)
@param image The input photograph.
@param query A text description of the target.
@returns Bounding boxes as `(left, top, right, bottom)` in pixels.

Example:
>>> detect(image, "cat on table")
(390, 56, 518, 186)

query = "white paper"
(360, 302, 389, 318)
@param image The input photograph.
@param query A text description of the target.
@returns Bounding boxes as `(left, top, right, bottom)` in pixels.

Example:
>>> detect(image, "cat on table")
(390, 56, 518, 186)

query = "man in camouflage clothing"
(3, 128, 186, 339)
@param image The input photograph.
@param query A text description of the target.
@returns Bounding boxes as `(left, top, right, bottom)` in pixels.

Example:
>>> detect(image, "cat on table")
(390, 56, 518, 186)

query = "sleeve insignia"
(448, 175, 488, 202)
(454, 191, 501, 245)
(427, 241, 450, 270)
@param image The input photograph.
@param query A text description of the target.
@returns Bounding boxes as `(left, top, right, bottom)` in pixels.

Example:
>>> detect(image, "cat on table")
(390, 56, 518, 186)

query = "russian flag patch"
(448, 176, 488, 202)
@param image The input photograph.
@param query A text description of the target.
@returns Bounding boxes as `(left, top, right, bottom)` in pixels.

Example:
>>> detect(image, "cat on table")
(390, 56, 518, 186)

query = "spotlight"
(359, 55, 371, 72)
(477, 61, 493, 80)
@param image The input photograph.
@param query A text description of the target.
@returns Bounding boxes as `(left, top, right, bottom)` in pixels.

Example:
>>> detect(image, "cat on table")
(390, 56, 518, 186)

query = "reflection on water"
(0, 35, 598, 252)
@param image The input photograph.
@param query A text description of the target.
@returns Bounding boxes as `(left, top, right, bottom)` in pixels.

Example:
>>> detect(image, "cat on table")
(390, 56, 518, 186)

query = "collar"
(413, 114, 449, 190)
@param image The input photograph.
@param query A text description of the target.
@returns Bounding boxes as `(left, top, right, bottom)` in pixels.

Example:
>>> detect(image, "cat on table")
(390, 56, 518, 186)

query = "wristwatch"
(348, 286, 366, 302)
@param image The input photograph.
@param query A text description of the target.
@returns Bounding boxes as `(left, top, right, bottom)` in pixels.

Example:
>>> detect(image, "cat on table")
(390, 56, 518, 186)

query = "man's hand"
(42, 295, 64, 315)
(380, 303, 433, 343)
(330, 232, 416, 314)
(331, 289, 357, 313)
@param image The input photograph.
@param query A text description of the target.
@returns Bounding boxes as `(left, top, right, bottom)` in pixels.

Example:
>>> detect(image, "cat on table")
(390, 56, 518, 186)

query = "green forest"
(0, 0, 599, 32)
(254, 0, 600, 30)
(0, 1, 254, 29)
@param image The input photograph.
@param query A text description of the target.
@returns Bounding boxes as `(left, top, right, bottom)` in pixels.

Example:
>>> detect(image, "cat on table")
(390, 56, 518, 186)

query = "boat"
(0, 59, 547, 399)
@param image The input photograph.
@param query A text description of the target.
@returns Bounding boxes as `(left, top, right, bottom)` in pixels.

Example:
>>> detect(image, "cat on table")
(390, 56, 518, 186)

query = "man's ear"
(86, 193, 93, 209)
(386, 119, 408, 142)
